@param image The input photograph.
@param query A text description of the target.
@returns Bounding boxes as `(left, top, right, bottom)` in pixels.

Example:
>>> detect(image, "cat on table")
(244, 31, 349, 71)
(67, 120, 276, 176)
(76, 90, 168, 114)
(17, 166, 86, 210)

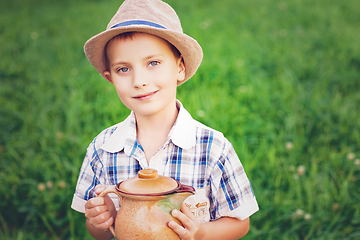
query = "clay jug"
(99, 169, 195, 240)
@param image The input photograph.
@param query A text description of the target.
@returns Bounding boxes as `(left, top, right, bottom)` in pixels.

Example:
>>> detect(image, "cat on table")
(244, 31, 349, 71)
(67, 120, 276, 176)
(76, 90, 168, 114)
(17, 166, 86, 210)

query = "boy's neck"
(135, 101, 178, 132)
(134, 100, 179, 163)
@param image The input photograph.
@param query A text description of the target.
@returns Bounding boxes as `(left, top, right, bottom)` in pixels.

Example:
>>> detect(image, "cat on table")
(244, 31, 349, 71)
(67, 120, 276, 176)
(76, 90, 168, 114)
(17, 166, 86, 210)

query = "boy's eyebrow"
(111, 54, 165, 66)
(143, 54, 164, 60)
(111, 60, 127, 67)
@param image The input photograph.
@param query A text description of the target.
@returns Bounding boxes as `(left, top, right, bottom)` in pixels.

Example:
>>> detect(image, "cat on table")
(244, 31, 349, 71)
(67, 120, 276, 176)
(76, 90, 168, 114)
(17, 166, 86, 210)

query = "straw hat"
(84, 0, 203, 85)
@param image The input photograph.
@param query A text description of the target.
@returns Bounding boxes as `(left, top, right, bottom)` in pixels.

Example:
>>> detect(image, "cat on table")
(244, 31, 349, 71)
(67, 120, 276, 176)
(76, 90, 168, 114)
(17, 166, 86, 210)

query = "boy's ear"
(104, 71, 113, 83)
(177, 57, 186, 81)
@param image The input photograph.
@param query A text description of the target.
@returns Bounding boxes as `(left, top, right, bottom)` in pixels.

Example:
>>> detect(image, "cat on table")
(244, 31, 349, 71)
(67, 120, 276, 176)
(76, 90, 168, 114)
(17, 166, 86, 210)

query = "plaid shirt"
(71, 101, 258, 221)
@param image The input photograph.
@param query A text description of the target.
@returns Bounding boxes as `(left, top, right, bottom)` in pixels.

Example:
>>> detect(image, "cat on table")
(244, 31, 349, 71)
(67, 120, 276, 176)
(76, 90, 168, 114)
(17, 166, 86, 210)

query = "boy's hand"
(85, 185, 117, 231)
(168, 202, 205, 240)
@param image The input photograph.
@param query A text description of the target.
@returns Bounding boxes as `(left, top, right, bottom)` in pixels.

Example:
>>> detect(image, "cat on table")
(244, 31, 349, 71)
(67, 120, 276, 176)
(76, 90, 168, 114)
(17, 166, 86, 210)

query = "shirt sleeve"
(71, 140, 102, 213)
(209, 139, 259, 221)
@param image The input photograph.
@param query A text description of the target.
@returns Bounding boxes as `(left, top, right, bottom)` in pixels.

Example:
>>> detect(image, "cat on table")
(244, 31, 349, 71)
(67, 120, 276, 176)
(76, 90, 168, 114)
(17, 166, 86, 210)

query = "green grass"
(1, 0, 359, 239)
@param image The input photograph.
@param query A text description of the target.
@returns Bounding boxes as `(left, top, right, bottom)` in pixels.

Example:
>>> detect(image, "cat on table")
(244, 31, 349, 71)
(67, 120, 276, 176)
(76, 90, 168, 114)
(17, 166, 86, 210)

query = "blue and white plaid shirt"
(71, 100, 258, 221)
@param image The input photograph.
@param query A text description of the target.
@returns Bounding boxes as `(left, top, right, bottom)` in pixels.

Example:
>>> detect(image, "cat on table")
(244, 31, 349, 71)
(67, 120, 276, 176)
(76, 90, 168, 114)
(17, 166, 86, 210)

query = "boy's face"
(104, 33, 185, 118)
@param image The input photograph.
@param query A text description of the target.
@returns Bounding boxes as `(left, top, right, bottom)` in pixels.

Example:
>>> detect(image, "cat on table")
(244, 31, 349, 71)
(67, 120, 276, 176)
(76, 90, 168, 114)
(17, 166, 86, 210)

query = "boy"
(71, 0, 259, 239)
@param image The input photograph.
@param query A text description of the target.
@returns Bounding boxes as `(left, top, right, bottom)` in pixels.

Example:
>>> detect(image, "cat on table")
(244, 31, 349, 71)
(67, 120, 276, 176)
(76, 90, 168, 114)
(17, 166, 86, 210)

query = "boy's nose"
(134, 82, 147, 88)
(132, 70, 148, 88)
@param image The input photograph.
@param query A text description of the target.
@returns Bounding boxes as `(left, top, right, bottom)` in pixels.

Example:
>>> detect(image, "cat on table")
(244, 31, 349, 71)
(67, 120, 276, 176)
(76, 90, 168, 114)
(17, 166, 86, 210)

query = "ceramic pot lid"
(118, 169, 179, 195)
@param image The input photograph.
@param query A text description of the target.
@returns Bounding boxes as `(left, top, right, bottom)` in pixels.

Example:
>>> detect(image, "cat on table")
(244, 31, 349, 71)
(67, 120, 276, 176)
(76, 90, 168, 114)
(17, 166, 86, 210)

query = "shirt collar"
(170, 100, 196, 149)
(100, 100, 196, 153)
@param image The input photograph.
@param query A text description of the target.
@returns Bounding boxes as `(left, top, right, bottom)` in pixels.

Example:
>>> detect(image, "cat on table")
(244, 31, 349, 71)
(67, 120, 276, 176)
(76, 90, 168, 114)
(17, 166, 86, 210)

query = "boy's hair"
(104, 32, 182, 72)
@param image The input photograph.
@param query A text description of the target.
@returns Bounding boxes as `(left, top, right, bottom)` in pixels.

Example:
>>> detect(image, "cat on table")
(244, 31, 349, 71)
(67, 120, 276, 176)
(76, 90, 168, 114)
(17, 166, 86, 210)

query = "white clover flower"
(46, 181, 53, 189)
(295, 209, 304, 218)
(197, 110, 205, 117)
(285, 142, 294, 150)
(304, 213, 311, 221)
(347, 152, 355, 161)
(200, 19, 212, 29)
(58, 181, 66, 189)
(297, 165, 306, 176)
(37, 183, 46, 192)
(354, 159, 360, 165)
(332, 203, 339, 212)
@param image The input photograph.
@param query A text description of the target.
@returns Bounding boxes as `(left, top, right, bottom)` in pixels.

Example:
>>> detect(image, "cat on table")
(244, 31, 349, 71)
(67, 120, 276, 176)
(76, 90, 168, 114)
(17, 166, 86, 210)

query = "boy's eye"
(149, 61, 160, 67)
(117, 67, 129, 73)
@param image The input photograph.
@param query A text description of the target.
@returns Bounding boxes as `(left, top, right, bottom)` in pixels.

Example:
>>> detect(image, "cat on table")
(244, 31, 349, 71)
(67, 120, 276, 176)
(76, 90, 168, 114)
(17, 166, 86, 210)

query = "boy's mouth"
(133, 90, 158, 101)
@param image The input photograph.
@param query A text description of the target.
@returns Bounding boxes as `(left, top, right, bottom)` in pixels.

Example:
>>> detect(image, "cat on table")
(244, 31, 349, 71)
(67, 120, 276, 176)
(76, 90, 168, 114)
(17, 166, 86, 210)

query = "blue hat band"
(110, 20, 166, 30)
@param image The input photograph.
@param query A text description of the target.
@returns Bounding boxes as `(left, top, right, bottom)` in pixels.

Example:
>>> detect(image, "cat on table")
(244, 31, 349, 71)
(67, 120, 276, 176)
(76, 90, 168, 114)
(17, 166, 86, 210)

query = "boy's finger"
(87, 210, 113, 229)
(98, 213, 115, 230)
(95, 185, 106, 195)
(180, 202, 197, 221)
(85, 196, 106, 209)
(85, 204, 108, 219)
(171, 209, 195, 232)
(168, 220, 188, 239)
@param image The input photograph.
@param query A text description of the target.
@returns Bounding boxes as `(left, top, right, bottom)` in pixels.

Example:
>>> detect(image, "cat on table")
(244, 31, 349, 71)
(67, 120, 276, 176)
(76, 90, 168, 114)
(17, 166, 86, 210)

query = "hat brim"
(84, 25, 203, 85)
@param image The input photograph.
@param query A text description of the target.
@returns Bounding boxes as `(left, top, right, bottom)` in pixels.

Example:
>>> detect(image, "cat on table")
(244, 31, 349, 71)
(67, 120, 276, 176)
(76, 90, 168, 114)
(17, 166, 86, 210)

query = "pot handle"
(98, 185, 118, 238)
(176, 184, 195, 194)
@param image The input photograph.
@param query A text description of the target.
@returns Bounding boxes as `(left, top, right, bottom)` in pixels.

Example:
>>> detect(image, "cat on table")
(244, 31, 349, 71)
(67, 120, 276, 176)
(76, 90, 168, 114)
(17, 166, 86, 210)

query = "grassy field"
(1, 0, 359, 239)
